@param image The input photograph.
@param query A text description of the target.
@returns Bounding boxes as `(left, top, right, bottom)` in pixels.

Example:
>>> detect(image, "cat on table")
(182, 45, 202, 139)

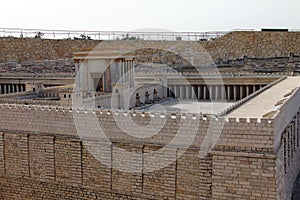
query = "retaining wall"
(0, 103, 277, 199)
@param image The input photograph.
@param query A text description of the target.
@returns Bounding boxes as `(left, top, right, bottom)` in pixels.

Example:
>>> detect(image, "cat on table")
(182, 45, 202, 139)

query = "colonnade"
(0, 84, 26, 94)
(168, 84, 267, 101)
(119, 59, 134, 87)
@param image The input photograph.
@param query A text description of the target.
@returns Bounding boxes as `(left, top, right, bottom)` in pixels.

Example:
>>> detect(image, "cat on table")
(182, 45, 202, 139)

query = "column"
(188, 86, 192, 99)
(127, 61, 129, 83)
(215, 85, 219, 100)
(240, 85, 243, 99)
(182, 86, 185, 99)
(253, 85, 256, 93)
(127, 61, 130, 85)
(132, 60, 135, 87)
(197, 85, 201, 100)
(0, 84, 2, 94)
(8, 85, 11, 93)
(233, 85, 237, 100)
(12, 84, 15, 93)
(192, 86, 196, 100)
(209, 86, 213, 100)
(124, 61, 127, 83)
(121, 60, 125, 83)
(126, 61, 129, 83)
(180, 85, 184, 99)
(120, 61, 123, 83)
(174, 86, 178, 98)
(124, 60, 127, 83)
(227, 85, 231, 100)
(123, 61, 126, 83)
(130, 60, 134, 87)
(246, 85, 249, 97)
(190, 86, 193, 99)
(185, 85, 188, 99)
(203, 86, 207, 100)
(221, 86, 225, 100)
(127, 61, 130, 84)
(116, 61, 120, 83)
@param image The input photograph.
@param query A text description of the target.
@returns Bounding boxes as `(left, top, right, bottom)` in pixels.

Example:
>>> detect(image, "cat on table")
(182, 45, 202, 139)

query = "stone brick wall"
(273, 84, 300, 199)
(4, 133, 29, 178)
(275, 110, 300, 200)
(0, 132, 275, 200)
(0, 131, 212, 199)
(0, 103, 281, 199)
(212, 152, 277, 199)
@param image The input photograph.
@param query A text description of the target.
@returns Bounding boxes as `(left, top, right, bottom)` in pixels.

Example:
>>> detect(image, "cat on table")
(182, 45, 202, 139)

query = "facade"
(0, 32, 300, 199)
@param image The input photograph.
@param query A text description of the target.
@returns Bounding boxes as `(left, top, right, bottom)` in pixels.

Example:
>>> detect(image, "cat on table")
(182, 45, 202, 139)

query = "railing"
(0, 27, 298, 41)
(0, 27, 228, 41)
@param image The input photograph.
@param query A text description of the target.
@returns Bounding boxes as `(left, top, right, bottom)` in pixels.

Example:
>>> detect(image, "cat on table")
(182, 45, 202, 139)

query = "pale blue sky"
(1, 0, 299, 31)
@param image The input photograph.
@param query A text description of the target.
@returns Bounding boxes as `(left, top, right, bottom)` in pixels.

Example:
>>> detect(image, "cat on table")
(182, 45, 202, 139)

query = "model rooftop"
(227, 76, 300, 118)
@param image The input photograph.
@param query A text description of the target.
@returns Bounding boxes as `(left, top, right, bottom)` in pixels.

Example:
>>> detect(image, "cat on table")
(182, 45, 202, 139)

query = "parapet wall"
(0, 104, 274, 151)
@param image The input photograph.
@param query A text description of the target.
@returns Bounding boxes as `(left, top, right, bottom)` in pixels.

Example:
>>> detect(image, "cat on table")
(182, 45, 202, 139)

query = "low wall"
(0, 104, 274, 150)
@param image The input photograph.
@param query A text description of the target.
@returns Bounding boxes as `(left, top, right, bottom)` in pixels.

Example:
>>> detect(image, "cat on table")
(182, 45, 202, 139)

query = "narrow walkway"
(227, 77, 300, 119)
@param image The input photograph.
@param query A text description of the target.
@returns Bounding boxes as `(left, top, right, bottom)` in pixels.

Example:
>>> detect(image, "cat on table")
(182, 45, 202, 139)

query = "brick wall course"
(212, 153, 277, 200)
(4, 133, 29, 178)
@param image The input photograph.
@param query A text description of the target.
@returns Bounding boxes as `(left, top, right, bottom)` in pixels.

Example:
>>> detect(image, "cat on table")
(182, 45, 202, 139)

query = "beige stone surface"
(227, 76, 300, 118)
(149, 100, 236, 115)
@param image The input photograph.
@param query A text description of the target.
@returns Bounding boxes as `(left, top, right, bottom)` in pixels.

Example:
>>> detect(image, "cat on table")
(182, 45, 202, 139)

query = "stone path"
(147, 100, 235, 115)
(227, 77, 300, 119)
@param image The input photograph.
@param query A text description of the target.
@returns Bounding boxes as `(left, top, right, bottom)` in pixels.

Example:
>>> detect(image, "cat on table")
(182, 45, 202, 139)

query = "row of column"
(120, 59, 134, 87)
(283, 113, 300, 173)
(0, 84, 26, 94)
(168, 84, 266, 101)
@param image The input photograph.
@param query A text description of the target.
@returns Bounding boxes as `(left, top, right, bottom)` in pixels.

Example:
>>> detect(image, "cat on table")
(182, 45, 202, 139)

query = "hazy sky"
(1, 0, 299, 32)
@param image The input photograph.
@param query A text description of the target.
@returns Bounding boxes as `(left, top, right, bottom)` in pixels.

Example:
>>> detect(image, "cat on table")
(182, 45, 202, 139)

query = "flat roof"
(226, 76, 300, 119)
(74, 51, 135, 60)
(147, 100, 236, 115)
